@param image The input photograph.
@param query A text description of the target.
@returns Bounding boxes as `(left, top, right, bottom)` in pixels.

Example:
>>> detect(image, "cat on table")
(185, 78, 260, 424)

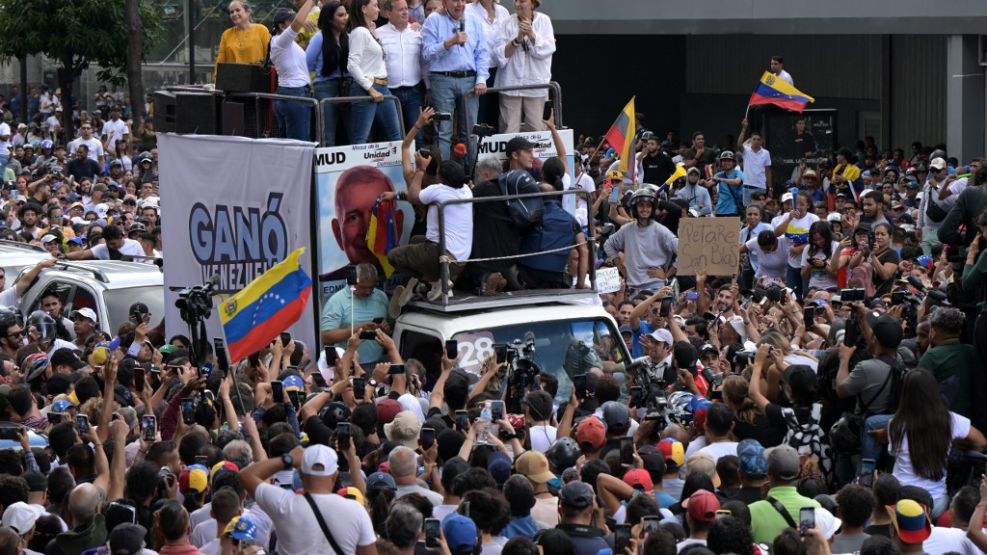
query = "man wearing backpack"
(517, 167, 588, 289)
(836, 307, 904, 478)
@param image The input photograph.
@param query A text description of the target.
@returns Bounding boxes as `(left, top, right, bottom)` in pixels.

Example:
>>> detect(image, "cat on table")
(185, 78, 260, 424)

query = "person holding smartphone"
(319, 262, 390, 365)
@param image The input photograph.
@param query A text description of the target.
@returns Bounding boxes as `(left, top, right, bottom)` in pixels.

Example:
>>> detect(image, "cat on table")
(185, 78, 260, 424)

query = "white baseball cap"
(1, 502, 42, 535)
(648, 328, 673, 345)
(302, 444, 338, 476)
(71, 307, 98, 323)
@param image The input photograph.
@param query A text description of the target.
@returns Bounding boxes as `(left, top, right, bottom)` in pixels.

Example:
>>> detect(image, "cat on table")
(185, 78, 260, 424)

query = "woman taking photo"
(269, 0, 318, 141)
(800, 220, 839, 290)
(883, 369, 985, 519)
(347, 0, 401, 145)
(493, 0, 556, 133)
(847, 222, 899, 296)
(306, 1, 350, 146)
(214, 0, 271, 80)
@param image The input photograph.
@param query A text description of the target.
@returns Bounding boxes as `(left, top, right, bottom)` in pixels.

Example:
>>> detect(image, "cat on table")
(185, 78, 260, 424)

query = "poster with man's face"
(315, 141, 414, 300)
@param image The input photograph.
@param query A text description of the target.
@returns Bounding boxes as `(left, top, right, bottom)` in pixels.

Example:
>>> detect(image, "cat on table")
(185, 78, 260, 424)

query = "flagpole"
(576, 136, 608, 181)
(744, 103, 752, 121)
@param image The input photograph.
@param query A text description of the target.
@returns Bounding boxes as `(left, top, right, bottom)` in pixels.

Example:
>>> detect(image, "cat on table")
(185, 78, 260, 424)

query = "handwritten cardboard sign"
(676, 218, 742, 276)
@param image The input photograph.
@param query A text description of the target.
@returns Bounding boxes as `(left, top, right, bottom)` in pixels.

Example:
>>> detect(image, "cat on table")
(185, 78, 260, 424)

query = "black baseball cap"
(128, 302, 150, 320)
(505, 137, 536, 157)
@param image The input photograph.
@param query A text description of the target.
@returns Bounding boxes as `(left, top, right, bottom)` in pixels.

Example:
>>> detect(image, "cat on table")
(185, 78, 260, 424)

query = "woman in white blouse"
(348, 0, 402, 144)
(493, 0, 555, 133)
(466, 0, 509, 127)
(269, 0, 318, 141)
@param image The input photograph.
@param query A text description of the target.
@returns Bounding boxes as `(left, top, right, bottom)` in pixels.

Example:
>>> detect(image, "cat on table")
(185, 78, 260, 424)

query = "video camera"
(503, 332, 540, 413)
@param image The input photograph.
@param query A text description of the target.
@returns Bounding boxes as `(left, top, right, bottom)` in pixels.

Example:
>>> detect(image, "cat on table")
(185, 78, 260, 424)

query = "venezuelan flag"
(219, 248, 312, 363)
(748, 71, 815, 113)
(604, 97, 636, 181)
(365, 198, 397, 277)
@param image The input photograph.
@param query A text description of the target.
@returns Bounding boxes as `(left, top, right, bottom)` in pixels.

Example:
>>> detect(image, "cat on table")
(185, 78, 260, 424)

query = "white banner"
(159, 134, 318, 355)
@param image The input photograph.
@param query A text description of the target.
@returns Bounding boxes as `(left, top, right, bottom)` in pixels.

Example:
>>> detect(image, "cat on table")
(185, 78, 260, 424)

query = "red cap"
(575, 416, 606, 450)
(682, 489, 720, 523)
(622, 469, 654, 491)
(376, 399, 403, 425)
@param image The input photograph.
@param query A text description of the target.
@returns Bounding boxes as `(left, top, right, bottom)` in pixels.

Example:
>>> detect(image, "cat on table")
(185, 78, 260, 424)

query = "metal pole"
(18, 57, 28, 124)
(186, 0, 195, 83)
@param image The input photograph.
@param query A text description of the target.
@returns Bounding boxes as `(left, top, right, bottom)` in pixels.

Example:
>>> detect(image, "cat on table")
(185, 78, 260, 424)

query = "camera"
(433, 112, 453, 122)
(841, 288, 866, 303)
(472, 123, 496, 137)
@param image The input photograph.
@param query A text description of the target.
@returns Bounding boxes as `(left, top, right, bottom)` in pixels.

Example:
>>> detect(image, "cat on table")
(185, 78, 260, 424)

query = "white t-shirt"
(254, 483, 376, 555)
(271, 28, 312, 88)
(800, 240, 840, 290)
(528, 424, 558, 453)
(695, 441, 738, 466)
(91, 238, 144, 260)
(892, 412, 970, 501)
(0, 122, 10, 156)
(741, 145, 771, 188)
(563, 172, 596, 228)
(101, 119, 129, 151)
(420, 184, 473, 261)
(924, 526, 979, 555)
(746, 235, 790, 280)
(772, 212, 819, 268)
(69, 137, 105, 161)
(676, 538, 707, 553)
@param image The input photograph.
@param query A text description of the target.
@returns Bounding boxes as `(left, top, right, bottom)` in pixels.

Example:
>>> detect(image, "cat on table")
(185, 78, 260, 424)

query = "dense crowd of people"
(3, 8, 987, 554)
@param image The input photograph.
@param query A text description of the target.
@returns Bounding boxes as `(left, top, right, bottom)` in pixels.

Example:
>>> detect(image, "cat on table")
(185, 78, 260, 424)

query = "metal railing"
(434, 187, 595, 305)
(317, 94, 407, 139)
(225, 91, 323, 145)
(484, 82, 564, 127)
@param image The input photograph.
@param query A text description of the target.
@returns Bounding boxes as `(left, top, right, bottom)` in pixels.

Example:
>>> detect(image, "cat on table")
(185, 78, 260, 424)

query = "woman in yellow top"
(214, 0, 271, 80)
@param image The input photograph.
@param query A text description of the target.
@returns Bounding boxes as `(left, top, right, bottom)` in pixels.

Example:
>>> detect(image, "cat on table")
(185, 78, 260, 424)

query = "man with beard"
(603, 188, 678, 296)
(637, 131, 676, 186)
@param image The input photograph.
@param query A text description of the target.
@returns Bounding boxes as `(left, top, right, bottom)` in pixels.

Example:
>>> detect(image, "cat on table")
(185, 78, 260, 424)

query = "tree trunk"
(57, 63, 74, 145)
(125, 0, 145, 136)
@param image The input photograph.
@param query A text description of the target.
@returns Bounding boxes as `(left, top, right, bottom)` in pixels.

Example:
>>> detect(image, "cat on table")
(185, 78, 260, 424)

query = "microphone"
(459, 18, 465, 47)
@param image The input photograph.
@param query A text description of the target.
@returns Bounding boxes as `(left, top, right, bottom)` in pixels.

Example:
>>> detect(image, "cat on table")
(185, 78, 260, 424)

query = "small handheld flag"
(604, 97, 636, 181)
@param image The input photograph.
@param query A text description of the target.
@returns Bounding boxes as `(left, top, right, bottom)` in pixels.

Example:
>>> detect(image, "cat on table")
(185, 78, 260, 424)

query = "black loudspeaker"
(175, 92, 221, 134)
(152, 91, 177, 133)
(216, 63, 269, 93)
(222, 100, 269, 138)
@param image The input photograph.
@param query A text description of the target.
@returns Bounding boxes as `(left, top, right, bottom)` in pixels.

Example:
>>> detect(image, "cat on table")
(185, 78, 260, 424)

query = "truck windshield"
(452, 317, 629, 404)
(103, 286, 166, 332)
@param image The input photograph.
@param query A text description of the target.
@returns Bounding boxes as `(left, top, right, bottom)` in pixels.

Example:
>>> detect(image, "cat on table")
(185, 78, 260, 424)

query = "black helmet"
(546, 436, 581, 474)
(27, 310, 56, 342)
(320, 401, 351, 430)
(628, 188, 657, 219)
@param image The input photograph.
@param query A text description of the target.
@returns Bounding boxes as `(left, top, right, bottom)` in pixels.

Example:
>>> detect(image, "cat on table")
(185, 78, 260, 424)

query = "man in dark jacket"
(555, 480, 613, 555)
(46, 483, 107, 555)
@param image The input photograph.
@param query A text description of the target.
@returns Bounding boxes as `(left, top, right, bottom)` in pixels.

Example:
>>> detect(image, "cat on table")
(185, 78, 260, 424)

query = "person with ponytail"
(269, 0, 318, 140)
(516, 113, 588, 290)
(306, 1, 350, 146)
(722, 374, 785, 447)
(883, 369, 986, 519)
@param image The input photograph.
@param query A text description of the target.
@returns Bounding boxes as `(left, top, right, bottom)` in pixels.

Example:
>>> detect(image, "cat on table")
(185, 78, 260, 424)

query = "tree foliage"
(0, 0, 162, 69)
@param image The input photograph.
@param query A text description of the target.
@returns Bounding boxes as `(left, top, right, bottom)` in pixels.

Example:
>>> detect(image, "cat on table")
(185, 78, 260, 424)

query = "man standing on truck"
(603, 188, 678, 297)
(320, 263, 389, 365)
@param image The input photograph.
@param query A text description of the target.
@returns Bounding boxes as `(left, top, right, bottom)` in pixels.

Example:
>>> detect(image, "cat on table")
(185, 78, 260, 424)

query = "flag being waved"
(219, 248, 312, 363)
(366, 197, 398, 277)
(748, 71, 814, 112)
(604, 97, 636, 181)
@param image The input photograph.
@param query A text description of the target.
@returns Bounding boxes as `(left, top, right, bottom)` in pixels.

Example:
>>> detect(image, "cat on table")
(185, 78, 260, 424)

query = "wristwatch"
(281, 453, 293, 470)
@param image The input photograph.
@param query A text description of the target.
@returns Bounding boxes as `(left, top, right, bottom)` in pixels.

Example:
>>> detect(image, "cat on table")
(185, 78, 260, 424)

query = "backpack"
(780, 403, 832, 476)
(498, 170, 544, 230)
(877, 355, 906, 414)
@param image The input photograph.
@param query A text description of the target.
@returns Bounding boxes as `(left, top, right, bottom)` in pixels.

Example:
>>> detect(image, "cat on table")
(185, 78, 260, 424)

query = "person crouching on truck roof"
(384, 155, 473, 307)
(517, 156, 588, 290)
(602, 187, 678, 297)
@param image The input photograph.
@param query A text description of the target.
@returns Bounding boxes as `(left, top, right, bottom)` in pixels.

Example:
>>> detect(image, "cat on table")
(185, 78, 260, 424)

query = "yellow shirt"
(214, 23, 272, 80)
(296, 7, 321, 50)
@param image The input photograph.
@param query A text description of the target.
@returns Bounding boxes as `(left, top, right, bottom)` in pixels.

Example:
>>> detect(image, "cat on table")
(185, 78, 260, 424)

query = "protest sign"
(676, 217, 741, 276)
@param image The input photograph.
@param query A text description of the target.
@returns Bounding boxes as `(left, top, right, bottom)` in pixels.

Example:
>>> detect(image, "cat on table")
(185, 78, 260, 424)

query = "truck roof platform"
(406, 287, 596, 313)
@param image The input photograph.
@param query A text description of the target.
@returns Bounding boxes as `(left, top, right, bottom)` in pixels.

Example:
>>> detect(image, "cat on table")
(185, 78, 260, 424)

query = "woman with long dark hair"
(347, 0, 401, 144)
(887, 369, 985, 519)
(800, 220, 838, 290)
(306, 1, 349, 146)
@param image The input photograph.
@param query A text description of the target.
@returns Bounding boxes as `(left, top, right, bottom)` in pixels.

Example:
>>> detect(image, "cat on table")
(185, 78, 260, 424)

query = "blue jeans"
(0, 153, 8, 178)
(350, 83, 401, 145)
(274, 85, 312, 141)
(429, 73, 479, 163)
(477, 67, 498, 128)
(391, 84, 424, 148)
(314, 78, 345, 147)
(785, 265, 805, 301)
(860, 413, 893, 473)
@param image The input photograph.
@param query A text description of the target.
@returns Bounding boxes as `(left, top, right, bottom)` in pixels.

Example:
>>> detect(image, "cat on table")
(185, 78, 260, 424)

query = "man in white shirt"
(737, 119, 772, 206)
(241, 444, 377, 555)
(378, 0, 425, 147)
(100, 106, 130, 153)
(69, 123, 105, 167)
(63, 224, 144, 260)
(770, 55, 793, 85)
(0, 119, 10, 177)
